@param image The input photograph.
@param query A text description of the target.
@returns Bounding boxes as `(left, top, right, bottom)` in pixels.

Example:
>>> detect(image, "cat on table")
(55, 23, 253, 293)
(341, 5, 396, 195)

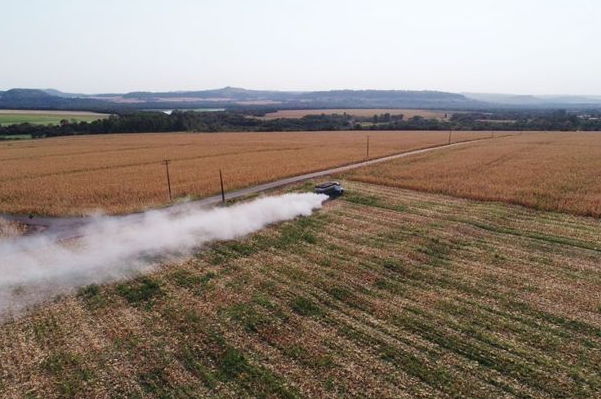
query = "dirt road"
(0, 137, 490, 239)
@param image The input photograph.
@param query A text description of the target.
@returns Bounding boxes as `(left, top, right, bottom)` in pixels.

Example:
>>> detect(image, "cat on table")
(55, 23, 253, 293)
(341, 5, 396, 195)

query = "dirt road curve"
(0, 138, 488, 239)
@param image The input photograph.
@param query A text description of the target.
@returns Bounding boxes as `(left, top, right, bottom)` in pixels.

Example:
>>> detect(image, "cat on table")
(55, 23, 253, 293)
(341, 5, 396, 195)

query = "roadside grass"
(1, 180, 601, 398)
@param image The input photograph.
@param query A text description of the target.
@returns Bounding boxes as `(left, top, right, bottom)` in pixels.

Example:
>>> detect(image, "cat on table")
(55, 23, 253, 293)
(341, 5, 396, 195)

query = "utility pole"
(491, 130, 495, 138)
(163, 160, 172, 202)
(219, 169, 225, 205)
(448, 130, 452, 145)
(366, 135, 370, 159)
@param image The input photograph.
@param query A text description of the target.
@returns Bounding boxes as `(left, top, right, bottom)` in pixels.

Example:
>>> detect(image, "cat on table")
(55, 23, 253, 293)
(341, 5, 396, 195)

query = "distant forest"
(1, 109, 601, 139)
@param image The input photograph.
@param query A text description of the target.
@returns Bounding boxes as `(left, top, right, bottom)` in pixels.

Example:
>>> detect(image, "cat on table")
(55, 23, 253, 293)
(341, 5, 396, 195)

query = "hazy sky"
(2, 0, 600, 94)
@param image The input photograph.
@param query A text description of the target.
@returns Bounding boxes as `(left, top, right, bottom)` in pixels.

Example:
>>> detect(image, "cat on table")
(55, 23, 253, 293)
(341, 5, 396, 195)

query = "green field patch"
(393, 307, 595, 397)
(116, 277, 163, 308)
(291, 296, 323, 317)
(42, 351, 95, 398)
(186, 331, 300, 398)
(207, 215, 321, 264)
(170, 269, 215, 291)
(282, 344, 335, 370)
(373, 278, 406, 295)
(0, 113, 106, 126)
(77, 283, 108, 309)
(461, 219, 601, 252)
(343, 192, 408, 212)
(0, 134, 32, 140)
(415, 237, 451, 266)
(379, 345, 455, 391)
(180, 346, 220, 390)
(221, 302, 273, 333)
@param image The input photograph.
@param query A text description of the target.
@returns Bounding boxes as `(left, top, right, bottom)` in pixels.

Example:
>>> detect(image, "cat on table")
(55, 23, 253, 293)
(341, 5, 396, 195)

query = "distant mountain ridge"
(0, 89, 116, 110)
(1, 87, 600, 111)
(0, 87, 487, 111)
(463, 92, 601, 107)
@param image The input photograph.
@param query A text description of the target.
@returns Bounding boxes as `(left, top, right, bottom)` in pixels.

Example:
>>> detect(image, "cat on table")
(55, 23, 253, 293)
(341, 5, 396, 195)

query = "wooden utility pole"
(448, 130, 452, 145)
(219, 169, 225, 205)
(366, 135, 370, 159)
(163, 160, 172, 202)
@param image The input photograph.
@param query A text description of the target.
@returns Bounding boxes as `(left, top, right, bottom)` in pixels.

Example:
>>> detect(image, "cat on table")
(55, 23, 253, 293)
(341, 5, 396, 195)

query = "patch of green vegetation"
(379, 345, 456, 392)
(505, 300, 601, 338)
(170, 269, 216, 291)
(0, 114, 105, 126)
(277, 217, 318, 247)
(206, 215, 321, 265)
(282, 345, 335, 370)
(374, 278, 406, 295)
(217, 347, 299, 398)
(392, 309, 580, 397)
(180, 346, 219, 389)
(207, 242, 255, 264)
(138, 367, 172, 396)
(343, 192, 407, 212)
(416, 237, 451, 266)
(225, 241, 259, 256)
(380, 258, 423, 281)
(382, 258, 403, 271)
(462, 219, 601, 252)
(77, 283, 107, 309)
(253, 293, 289, 321)
(116, 277, 163, 308)
(184, 331, 299, 399)
(328, 286, 352, 301)
(0, 134, 32, 140)
(291, 296, 323, 317)
(208, 252, 227, 265)
(137, 367, 198, 398)
(32, 317, 61, 342)
(42, 352, 95, 398)
(222, 302, 272, 333)
(327, 286, 363, 309)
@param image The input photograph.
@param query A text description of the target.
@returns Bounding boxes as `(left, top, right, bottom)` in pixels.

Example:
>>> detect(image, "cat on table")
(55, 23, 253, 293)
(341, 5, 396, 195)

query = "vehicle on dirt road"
(314, 181, 345, 197)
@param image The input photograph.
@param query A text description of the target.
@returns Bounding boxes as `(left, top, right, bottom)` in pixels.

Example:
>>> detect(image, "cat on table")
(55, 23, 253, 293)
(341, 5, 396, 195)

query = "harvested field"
(261, 109, 453, 120)
(347, 132, 601, 217)
(1, 180, 600, 398)
(0, 110, 108, 126)
(0, 130, 492, 215)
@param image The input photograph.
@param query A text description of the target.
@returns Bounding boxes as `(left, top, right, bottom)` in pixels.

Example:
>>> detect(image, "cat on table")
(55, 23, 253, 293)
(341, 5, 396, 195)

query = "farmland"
(347, 132, 601, 217)
(1, 180, 600, 398)
(0, 110, 108, 126)
(261, 109, 453, 120)
(0, 130, 492, 216)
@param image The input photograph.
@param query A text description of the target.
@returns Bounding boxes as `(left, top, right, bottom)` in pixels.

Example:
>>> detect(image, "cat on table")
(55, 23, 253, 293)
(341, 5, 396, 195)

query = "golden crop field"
(261, 109, 453, 120)
(0, 130, 492, 216)
(2, 180, 600, 398)
(347, 132, 601, 217)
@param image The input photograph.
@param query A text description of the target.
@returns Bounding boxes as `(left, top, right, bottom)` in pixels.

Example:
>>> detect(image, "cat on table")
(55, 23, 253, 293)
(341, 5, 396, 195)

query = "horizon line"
(2, 86, 601, 98)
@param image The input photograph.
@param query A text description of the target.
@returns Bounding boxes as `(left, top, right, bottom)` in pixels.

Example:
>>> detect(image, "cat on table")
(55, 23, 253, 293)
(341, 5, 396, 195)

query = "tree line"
(1, 109, 600, 139)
